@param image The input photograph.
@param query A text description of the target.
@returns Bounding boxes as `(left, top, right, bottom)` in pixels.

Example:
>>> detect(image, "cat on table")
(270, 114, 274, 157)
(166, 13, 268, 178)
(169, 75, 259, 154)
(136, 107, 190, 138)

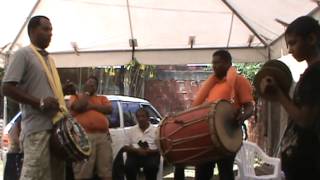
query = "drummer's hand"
(235, 111, 246, 125)
(77, 94, 89, 112)
(260, 76, 282, 101)
(77, 98, 89, 112)
(42, 97, 60, 113)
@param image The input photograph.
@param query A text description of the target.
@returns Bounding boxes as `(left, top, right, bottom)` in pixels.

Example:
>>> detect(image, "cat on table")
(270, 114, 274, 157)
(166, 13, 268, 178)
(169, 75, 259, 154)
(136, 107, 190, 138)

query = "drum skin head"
(212, 100, 242, 153)
(254, 60, 293, 100)
(51, 116, 92, 162)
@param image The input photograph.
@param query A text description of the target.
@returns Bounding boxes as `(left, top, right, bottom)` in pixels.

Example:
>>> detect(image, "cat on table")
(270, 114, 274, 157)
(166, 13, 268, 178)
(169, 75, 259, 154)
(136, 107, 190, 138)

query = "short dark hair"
(136, 108, 149, 117)
(213, 49, 232, 64)
(88, 75, 99, 87)
(63, 81, 76, 95)
(285, 16, 320, 42)
(27, 15, 50, 37)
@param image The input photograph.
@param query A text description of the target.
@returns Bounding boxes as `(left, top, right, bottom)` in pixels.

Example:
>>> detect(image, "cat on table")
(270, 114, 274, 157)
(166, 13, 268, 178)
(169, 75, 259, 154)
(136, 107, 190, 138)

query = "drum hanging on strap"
(50, 116, 91, 162)
(158, 100, 242, 165)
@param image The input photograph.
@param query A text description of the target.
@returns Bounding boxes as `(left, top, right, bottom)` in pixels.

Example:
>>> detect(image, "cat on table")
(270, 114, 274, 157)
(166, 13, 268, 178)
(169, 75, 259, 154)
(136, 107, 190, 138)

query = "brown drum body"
(158, 100, 242, 165)
(50, 116, 91, 162)
(254, 60, 293, 100)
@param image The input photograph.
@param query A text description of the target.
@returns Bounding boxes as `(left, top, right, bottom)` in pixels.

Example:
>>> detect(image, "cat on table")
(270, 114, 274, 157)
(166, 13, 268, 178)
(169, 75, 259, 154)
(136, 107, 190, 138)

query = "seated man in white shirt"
(123, 108, 160, 180)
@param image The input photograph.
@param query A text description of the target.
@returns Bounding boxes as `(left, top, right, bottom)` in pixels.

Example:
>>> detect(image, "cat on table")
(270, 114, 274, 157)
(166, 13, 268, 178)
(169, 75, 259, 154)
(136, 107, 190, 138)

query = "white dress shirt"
(125, 124, 158, 150)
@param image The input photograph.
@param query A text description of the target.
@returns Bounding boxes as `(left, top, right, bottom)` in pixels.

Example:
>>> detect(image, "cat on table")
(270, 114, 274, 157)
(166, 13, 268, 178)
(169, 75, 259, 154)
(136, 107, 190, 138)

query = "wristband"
(39, 98, 45, 111)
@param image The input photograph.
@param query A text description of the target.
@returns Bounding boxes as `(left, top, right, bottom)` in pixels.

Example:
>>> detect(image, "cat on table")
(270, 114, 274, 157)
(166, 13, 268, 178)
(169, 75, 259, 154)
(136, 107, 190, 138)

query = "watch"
(39, 98, 45, 111)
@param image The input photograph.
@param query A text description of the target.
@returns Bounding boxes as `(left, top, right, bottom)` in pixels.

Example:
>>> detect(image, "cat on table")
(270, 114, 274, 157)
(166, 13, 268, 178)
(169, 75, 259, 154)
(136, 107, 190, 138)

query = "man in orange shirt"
(195, 50, 254, 180)
(69, 76, 113, 180)
(174, 50, 254, 180)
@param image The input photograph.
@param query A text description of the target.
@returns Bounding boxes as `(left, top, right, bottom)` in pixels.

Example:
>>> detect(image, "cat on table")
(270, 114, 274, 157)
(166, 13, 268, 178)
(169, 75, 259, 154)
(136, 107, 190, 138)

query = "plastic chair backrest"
(237, 141, 257, 176)
(235, 141, 282, 180)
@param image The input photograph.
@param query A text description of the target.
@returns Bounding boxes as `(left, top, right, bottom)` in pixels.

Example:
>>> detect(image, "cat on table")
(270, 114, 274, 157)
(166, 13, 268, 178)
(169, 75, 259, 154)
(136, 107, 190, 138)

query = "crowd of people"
(2, 14, 320, 180)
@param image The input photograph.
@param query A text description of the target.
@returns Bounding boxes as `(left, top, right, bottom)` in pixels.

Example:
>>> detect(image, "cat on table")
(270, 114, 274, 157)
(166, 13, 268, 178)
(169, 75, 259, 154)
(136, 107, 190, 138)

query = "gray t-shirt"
(3, 46, 56, 138)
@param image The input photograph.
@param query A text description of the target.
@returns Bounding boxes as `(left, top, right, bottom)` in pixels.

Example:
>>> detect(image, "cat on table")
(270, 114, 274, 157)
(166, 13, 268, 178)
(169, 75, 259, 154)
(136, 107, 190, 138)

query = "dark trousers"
(124, 153, 160, 180)
(195, 155, 235, 180)
(174, 165, 185, 180)
(282, 152, 320, 180)
(4, 153, 23, 180)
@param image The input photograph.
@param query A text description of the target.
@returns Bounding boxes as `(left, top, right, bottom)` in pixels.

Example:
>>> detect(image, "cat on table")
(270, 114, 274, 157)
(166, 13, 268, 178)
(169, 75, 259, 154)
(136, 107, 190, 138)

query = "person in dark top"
(260, 16, 320, 180)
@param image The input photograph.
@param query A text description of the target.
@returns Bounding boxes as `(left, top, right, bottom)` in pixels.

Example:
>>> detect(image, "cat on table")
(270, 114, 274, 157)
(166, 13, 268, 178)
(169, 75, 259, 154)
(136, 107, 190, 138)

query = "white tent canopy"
(0, 0, 318, 67)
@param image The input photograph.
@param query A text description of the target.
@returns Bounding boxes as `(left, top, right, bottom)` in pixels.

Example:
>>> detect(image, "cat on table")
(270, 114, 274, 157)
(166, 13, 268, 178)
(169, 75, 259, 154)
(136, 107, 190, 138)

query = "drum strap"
(30, 44, 67, 124)
(192, 66, 237, 106)
(226, 66, 237, 103)
(192, 75, 218, 106)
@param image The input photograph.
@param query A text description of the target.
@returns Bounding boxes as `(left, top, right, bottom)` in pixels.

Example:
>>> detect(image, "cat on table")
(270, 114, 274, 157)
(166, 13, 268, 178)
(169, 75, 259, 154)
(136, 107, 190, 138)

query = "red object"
(158, 100, 242, 165)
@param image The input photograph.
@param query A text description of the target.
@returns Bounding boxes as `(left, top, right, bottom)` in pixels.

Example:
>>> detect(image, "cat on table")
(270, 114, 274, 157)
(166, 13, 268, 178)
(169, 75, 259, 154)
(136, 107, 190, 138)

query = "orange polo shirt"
(193, 72, 253, 109)
(207, 75, 253, 109)
(69, 94, 111, 133)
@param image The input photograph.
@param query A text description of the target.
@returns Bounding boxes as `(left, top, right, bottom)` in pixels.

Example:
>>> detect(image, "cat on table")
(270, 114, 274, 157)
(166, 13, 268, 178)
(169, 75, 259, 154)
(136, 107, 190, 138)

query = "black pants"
(174, 165, 185, 180)
(4, 153, 23, 180)
(124, 153, 160, 180)
(195, 155, 235, 180)
(282, 151, 320, 180)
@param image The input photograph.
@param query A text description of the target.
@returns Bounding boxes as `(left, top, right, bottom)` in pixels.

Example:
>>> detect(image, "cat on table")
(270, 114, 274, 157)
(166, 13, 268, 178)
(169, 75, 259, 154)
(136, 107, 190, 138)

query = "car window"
(121, 102, 140, 127)
(142, 104, 161, 124)
(108, 101, 120, 128)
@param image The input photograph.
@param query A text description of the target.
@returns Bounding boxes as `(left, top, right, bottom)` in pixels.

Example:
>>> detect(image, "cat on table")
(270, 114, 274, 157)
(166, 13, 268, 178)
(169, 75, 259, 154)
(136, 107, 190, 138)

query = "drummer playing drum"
(174, 49, 254, 180)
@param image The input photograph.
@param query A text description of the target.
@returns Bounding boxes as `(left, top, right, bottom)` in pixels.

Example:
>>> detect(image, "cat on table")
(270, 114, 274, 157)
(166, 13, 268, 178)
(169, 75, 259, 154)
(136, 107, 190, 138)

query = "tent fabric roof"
(1, 0, 318, 67)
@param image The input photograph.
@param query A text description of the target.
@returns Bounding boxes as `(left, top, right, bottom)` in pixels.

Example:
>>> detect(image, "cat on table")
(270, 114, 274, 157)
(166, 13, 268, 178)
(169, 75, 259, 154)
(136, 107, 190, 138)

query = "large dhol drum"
(50, 116, 91, 162)
(158, 100, 242, 165)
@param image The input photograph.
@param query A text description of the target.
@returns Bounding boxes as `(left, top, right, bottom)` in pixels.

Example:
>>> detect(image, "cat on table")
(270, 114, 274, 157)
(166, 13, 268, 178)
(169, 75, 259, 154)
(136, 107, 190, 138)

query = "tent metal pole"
(126, 0, 136, 61)
(79, 67, 82, 92)
(221, 0, 268, 47)
(8, 0, 41, 52)
(267, 46, 271, 60)
(226, 13, 234, 48)
(270, 6, 320, 47)
(126, 0, 134, 41)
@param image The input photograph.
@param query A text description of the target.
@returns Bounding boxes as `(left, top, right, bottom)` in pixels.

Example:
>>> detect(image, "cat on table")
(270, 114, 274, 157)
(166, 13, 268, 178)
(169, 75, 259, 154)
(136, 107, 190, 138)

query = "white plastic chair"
(235, 141, 282, 180)
(123, 152, 164, 180)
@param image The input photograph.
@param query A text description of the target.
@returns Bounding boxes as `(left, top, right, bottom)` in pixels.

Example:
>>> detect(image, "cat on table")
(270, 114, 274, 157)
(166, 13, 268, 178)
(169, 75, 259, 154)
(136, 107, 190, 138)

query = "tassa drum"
(50, 116, 91, 162)
(158, 100, 242, 165)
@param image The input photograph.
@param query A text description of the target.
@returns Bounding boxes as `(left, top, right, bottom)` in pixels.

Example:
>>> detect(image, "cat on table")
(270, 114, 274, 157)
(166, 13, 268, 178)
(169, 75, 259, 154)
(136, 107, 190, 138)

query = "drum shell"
(158, 101, 242, 165)
(50, 117, 91, 162)
(50, 120, 69, 159)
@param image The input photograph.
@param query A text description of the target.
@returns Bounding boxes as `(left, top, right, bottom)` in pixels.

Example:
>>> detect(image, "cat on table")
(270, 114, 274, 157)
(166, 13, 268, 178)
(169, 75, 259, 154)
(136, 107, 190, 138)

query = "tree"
(125, 58, 156, 97)
(234, 63, 263, 83)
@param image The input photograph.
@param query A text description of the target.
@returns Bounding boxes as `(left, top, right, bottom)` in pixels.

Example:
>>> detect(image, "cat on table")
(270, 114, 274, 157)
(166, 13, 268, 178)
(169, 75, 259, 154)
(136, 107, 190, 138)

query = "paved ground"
(162, 164, 227, 180)
(0, 160, 279, 180)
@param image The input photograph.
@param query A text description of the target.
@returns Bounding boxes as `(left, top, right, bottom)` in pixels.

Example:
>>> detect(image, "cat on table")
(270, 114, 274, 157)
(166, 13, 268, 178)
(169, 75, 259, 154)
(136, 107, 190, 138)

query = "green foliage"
(199, 62, 263, 83)
(126, 58, 156, 79)
(125, 58, 157, 97)
(234, 63, 263, 83)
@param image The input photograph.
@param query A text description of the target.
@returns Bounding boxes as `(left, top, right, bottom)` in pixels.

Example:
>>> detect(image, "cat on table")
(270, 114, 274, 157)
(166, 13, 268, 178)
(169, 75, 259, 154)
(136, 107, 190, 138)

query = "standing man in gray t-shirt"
(2, 16, 65, 180)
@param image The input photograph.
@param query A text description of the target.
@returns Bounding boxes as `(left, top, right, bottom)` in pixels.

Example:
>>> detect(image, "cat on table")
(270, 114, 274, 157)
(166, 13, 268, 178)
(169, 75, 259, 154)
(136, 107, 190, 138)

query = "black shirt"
(281, 61, 320, 180)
